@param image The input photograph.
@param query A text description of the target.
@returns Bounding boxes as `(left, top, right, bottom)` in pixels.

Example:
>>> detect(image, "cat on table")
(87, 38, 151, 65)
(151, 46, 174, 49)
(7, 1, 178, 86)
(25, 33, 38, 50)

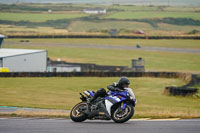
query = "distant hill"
(0, 0, 200, 6)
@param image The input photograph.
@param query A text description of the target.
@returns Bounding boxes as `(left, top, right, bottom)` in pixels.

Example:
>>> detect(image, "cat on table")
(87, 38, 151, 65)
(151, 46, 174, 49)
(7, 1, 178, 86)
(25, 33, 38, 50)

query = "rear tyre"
(70, 102, 87, 122)
(111, 103, 134, 123)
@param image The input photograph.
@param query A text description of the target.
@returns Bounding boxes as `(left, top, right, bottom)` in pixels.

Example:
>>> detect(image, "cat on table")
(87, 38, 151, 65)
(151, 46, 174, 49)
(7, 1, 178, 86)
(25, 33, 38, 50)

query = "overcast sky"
(0, 0, 200, 6)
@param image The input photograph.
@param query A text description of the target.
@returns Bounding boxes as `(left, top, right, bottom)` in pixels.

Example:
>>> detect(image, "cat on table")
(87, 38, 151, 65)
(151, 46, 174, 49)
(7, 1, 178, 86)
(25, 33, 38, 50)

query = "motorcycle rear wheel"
(70, 102, 87, 122)
(111, 103, 134, 123)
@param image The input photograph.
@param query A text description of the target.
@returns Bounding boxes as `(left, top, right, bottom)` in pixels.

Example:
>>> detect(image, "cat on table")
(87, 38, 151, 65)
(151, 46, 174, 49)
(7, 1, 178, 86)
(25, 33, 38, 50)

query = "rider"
(107, 76, 130, 92)
(88, 76, 131, 104)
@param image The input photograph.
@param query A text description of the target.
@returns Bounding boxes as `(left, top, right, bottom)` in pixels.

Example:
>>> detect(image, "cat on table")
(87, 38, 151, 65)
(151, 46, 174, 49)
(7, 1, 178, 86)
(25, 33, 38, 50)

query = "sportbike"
(70, 88, 136, 123)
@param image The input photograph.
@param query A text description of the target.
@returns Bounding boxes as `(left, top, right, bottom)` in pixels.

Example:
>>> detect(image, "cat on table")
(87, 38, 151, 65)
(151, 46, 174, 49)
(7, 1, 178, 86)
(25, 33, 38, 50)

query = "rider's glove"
(115, 88, 122, 92)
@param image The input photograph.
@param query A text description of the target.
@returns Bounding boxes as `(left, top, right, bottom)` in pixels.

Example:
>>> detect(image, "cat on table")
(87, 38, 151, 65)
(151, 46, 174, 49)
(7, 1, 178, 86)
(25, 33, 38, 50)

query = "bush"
(159, 18, 200, 26)
(188, 29, 199, 34)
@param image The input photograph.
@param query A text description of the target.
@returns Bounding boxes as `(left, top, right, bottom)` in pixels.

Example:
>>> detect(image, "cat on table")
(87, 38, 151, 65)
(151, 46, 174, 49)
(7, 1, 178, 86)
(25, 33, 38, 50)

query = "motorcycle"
(70, 88, 136, 123)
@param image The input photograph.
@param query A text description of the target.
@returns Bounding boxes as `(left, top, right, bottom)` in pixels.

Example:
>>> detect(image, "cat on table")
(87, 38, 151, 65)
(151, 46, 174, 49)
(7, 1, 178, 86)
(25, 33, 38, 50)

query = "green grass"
(36, 47, 200, 73)
(1, 4, 200, 36)
(104, 11, 200, 20)
(69, 20, 200, 33)
(69, 20, 153, 32)
(157, 23, 200, 32)
(111, 5, 200, 12)
(163, 6, 200, 12)
(110, 5, 159, 12)
(0, 77, 200, 118)
(0, 12, 89, 22)
(3, 39, 200, 73)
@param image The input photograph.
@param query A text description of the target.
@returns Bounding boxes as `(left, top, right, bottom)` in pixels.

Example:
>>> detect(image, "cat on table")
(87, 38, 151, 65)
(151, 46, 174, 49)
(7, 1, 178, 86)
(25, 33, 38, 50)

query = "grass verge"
(0, 77, 200, 119)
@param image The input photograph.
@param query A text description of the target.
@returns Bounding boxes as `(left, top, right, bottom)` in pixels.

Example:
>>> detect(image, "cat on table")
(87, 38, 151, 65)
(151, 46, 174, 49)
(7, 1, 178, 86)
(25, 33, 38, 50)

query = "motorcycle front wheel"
(111, 103, 134, 123)
(70, 102, 87, 122)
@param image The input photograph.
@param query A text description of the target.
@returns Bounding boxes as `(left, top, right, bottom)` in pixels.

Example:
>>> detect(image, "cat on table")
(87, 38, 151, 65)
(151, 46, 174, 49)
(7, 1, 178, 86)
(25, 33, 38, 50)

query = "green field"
(0, 4, 200, 36)
(69, 20, 200, 35)
(104, 11, 200, 20)
(69, 20, 152, 32)
(0, 77, 199, 118)
(3, 39, 200, 73)
(2, 9, 199, 22)
(0, 12, 89, 22)
(110, 5, 200, 12)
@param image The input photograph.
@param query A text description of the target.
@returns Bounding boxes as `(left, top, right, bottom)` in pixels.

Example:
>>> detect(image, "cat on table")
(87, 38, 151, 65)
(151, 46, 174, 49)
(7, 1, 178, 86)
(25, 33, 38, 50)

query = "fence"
(8, 35, 200, 40)
(0, 72, 192, 79)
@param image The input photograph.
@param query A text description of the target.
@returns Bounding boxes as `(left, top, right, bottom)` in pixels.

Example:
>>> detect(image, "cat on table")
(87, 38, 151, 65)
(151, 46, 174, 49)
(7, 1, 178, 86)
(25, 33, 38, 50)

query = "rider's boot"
(85, 95, 98, 114)
(87, 88, 106, 105)
(86, 88, 107, 115)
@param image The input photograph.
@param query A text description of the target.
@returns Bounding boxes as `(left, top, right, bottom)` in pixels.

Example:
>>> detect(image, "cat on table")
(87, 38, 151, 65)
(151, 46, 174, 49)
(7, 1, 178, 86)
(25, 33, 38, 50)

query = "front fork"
(121, 102, 127, 110)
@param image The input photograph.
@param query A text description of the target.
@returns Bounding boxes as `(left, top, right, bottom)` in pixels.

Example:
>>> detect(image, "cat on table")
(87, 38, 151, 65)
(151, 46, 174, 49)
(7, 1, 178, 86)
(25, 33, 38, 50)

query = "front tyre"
(111, 103, 134, 123)
(70, 102, 87, 122)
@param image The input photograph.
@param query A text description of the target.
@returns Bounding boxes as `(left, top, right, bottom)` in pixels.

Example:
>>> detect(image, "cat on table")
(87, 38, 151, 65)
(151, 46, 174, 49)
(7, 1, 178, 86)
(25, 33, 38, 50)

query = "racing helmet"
(118, 76, 130, 88)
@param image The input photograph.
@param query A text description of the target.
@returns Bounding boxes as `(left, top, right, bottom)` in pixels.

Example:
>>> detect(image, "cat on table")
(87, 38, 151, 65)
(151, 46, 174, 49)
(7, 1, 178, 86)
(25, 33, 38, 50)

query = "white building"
(0, 34, 7, 48)
(47, 64, 81, 72)
(83, 8, 106, 14)
(0, 48, 47, 72)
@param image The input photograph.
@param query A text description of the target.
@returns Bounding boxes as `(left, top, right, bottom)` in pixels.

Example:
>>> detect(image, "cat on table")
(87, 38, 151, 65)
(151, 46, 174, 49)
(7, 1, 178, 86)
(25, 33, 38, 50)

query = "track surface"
(0, 118, 200, 133)
(58, 43, 200, 53)
(5, 42, 200, 53)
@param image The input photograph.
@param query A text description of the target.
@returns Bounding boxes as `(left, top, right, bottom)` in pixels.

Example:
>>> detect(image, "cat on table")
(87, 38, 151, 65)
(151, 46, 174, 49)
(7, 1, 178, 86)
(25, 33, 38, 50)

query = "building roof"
(0, 34, 7, 38)
(0, 48, 46, 58)
(49, 64, 81, 68)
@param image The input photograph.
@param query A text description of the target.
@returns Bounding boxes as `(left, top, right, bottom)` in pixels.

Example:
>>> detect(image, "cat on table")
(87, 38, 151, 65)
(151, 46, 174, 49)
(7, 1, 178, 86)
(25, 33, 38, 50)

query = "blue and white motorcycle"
(70, 88, 136, 123)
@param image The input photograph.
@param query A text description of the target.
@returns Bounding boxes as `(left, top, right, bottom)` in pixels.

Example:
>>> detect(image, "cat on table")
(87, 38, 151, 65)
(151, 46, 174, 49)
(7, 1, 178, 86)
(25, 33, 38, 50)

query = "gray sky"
(0, 0, 200, 6)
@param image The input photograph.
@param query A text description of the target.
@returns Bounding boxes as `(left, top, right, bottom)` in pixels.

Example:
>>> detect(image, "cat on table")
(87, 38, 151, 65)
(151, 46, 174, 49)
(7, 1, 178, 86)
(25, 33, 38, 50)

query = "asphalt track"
(58, 43, 200, 53)
(0, 118, 200, 133)
(0, 106, 69, 113)
(5, 42, 200, 53)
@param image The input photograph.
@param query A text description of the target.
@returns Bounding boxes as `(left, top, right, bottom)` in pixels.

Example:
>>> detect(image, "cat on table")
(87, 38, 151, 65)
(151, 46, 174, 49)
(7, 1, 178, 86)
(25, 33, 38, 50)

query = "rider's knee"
(96, 88, 107, 97)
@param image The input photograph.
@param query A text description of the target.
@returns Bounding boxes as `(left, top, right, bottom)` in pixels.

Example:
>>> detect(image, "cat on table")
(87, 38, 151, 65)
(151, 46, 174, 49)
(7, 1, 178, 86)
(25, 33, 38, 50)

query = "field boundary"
(7, 35, 200, 40)
(0, 72, 192, 80)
